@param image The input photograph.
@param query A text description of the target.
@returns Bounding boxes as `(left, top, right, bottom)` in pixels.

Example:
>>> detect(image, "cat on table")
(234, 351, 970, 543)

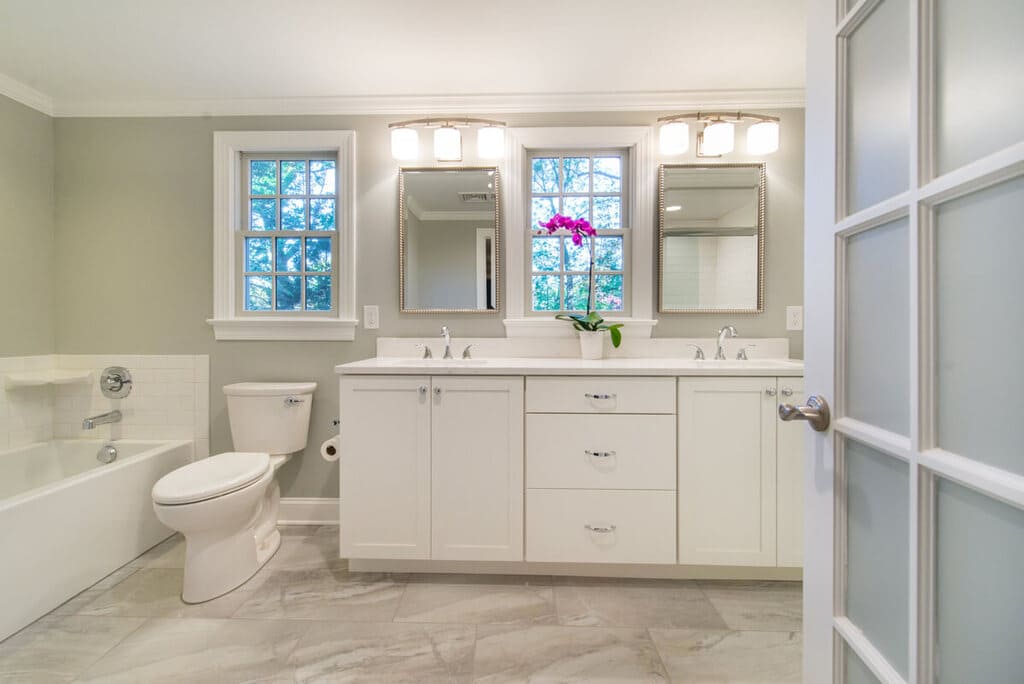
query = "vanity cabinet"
(340, 375, 524, 562)
(677, 377, 803, 567)
(775, 378, 805, 567)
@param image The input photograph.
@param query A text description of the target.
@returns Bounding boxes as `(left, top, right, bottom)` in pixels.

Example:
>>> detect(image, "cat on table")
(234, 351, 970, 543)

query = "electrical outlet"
(786, 305, 803, 331)
(363, 305, 380, 330)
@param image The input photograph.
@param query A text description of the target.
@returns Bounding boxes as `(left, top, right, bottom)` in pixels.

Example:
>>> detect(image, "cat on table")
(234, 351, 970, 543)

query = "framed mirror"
(658, 163, 765, 313)
(400, 167, 500, 313)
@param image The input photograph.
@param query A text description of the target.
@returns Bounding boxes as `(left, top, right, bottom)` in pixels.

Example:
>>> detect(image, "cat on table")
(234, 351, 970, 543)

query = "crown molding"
(50, 88, 805, 118)
(0, 72, 54, 116)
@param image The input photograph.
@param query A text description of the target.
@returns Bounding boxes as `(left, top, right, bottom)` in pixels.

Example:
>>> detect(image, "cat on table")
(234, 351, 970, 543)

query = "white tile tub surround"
(0, 355, 57, 450)
(377, 336, 791, 361)
(50, 355, 210, 458)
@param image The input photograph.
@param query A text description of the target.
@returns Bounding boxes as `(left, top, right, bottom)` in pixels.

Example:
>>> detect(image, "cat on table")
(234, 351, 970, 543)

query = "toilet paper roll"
(320, 435, 341, 462)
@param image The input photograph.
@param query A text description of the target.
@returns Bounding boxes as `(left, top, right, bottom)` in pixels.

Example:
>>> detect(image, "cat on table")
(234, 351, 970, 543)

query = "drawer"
(527, 414, 675, 490)
(526, 377, 675, 414)
(526, 489, 676, 564)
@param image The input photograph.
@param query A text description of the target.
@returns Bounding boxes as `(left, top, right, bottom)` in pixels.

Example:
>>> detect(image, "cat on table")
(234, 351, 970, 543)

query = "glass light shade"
(477, 126, 505, 159)
(702, 121, 735, 156)
(659, 121, 690, 155)
(433, 126, 462, 161)
(746, 121, 780, 155)
(390, 127, 418, 161)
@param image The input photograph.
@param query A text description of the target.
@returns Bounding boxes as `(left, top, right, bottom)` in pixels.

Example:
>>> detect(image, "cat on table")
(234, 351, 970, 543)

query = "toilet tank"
(223, 382, 317, 455)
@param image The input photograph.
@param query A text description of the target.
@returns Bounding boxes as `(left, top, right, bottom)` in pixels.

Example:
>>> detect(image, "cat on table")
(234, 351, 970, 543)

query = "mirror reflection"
(658, 163, 765, 313)
(400, 167, 500, 312)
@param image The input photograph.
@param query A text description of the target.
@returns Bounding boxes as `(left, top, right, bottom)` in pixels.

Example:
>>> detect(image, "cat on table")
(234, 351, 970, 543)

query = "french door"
(804, 0, 1024, 682)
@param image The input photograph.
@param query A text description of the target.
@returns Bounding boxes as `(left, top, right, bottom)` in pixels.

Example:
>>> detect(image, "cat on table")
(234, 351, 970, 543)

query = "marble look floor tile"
(49, 565, 140, 617)
(697, 581, 803, 632)
(0, 615, 144, 683)
(649, 628, 802, 683)
(77, 568, 262, 619)
(472, 624, 668, 683)
(288, 620, 476, 683)
(554, 581, 728, 629)
(76, 618, 307, 683)
(130, 534, 186, 569)
(232, 567, 405, 622)
(265, 526, 346, 571)
(401, 573, 553, 586)
(395, 582, 557, 626)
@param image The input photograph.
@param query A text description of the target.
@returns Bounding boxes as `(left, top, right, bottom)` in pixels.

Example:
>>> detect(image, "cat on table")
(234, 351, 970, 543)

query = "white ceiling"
(0, 0, 806, 117)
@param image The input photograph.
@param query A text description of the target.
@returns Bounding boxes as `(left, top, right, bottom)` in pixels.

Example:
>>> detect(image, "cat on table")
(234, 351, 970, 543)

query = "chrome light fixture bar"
(657, 112, 781, 157)
(389, 117, 507, 162)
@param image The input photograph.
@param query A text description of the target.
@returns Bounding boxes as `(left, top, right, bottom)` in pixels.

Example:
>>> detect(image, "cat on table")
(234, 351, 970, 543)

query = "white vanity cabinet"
(340, 375, 524, 562)
(677, 377, 803, 567)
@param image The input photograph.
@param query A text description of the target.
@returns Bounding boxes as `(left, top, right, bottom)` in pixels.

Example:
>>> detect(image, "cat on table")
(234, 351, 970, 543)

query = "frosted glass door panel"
(845, 217, 909, 435)
(845, 644, 882, 684)
(845, 0, 910, 214)
(935, 176, 1024, 475)
(935, 479, 1024, 683)
(934, 0, 1024, 174)
(845, 439, 909, 678)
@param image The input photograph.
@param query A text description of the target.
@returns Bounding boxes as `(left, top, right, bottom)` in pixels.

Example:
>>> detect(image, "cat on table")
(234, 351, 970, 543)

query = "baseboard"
(278, 497, 339, 525)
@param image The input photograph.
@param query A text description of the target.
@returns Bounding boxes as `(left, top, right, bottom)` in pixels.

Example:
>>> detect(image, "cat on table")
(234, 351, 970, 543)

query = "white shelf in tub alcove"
(3, 369, 93, 389)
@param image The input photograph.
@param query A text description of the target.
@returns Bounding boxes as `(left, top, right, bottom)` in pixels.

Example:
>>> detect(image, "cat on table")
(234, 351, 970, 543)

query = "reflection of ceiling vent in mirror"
(458, 192, 495, 203)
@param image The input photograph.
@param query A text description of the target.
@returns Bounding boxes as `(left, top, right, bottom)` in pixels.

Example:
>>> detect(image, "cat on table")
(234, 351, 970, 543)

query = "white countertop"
(336, 356, 804, 377)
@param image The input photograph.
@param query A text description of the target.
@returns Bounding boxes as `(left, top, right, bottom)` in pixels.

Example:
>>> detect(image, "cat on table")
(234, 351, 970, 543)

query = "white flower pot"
(578, 330, 606, 360)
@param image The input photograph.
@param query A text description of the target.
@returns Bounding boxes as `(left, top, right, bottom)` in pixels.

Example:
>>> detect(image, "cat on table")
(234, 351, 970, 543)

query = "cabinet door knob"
(433, 386, 442, 397)
(585, 450, 617, 458)
(584, 524, 617, 534)
(765, 387, 777, 397)
(584, 392, 616, 400)
(418, 385, 427, 396)
(781, 387, 793, 397)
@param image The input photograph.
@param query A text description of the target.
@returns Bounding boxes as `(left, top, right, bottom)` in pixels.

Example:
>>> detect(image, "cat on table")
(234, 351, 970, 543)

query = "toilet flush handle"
(284, 396, 305, 407)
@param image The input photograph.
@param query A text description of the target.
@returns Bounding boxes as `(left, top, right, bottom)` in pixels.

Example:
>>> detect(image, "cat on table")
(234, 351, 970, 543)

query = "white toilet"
(151, 381, 316, 603)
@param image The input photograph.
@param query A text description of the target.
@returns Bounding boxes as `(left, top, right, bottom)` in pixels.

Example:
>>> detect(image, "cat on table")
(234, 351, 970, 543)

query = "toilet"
(151, 381, 316, 603)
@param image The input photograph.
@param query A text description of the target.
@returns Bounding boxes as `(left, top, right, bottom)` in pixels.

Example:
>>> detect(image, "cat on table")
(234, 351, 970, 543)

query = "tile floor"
(0, 526, 802, 683)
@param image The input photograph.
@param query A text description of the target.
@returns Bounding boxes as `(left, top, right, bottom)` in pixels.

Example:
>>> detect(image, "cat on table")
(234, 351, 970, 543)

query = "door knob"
(778, 395, 831, 432)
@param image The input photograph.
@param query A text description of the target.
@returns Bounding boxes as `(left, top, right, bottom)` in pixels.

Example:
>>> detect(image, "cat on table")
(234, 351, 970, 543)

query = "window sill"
(503, 317, 657, 339)
(207, 318, 358, 341)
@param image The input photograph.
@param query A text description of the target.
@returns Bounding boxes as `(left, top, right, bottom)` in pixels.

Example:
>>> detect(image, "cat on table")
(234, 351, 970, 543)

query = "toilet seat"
(152, 452, 271, 505)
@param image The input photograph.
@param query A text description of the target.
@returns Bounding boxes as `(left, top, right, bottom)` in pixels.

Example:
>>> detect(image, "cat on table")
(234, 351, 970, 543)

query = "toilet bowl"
(151, 381, 316, 603)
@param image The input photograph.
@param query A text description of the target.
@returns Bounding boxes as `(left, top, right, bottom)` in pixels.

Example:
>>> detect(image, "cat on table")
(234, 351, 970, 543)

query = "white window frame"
(208, 131, 357, 341)
(501, 127, 656, 338)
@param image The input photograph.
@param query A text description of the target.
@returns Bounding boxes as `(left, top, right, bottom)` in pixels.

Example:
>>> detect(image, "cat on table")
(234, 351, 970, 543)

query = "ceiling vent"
(458, 191, 495, 203)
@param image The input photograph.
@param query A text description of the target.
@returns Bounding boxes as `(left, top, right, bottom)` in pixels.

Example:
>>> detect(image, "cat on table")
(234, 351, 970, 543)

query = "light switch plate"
(363, 305, 380, 329)
(786, 305, 803, 331)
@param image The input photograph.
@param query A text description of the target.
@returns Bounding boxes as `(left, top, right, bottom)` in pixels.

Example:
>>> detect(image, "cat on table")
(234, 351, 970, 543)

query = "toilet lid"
(152, 452, 271, 505)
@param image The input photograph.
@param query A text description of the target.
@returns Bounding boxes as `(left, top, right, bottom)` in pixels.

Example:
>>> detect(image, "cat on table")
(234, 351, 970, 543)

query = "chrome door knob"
(764, 387, 777, 396)
(778, 395, 831, 432)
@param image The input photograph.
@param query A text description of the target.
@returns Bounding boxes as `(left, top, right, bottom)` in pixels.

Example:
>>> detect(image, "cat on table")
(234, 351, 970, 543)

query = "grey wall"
(43, 108, 803, 499)
(0, 96, 54, 356)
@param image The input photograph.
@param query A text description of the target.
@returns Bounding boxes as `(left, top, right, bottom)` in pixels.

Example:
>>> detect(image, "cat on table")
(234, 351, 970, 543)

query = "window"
(240, 154, 337, 313)
(210, 131, 356, 341)
(528, 150, 628, 313)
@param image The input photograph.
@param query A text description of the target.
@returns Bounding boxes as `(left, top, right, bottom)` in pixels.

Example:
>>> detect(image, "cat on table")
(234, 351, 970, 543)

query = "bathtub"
(0, 439, 192, 640)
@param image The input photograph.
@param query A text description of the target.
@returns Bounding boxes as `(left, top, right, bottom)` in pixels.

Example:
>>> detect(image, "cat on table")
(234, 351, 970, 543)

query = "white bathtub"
(0, 439, 192, 640)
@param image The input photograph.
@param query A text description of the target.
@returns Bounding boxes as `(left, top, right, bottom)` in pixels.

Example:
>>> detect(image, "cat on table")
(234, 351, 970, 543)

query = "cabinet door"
(775, 377, 804, 567)
(339, 376, 430, 559)
(678, 377, 777, 566)
(432, 376, 524, 561)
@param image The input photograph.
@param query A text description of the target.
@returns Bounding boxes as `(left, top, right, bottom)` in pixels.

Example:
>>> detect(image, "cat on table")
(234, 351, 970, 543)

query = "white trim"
(503, 126, 656, 335)
(0, 71, 54, 116)
(47, 89, 806, 119)
(834, 617, 907, 684)
(209, 130, 357, 342)
(278, 497, 339, 525)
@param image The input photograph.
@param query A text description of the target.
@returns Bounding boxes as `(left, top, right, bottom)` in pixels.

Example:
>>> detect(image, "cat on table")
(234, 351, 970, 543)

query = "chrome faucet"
(441, 326, 454, 359)
(715, 325, 738, 360)
(82, 410, 122, 430)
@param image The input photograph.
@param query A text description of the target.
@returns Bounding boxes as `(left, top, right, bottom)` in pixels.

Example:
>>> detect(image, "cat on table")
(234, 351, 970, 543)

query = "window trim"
(208, 131, 357, 341)
(502, 126, 657, 338)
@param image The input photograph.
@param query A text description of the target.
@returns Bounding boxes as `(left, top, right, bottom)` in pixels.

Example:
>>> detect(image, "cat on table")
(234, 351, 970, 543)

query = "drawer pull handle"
(584, 524, 617, 534)
(584, 393, 616, 400)
(585, 450, 617, 458)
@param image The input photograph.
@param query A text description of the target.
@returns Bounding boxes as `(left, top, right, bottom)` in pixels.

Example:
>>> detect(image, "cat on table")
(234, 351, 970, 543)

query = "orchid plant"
(537, 213, 624, 347)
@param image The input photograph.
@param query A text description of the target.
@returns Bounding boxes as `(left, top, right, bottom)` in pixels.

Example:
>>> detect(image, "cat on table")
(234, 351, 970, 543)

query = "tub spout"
(82, 410, 122, 430)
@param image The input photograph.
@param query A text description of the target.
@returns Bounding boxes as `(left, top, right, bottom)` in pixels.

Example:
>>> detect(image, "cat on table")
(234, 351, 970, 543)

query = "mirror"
(400, 167, 500, 312)
(658, 163, 765, 313)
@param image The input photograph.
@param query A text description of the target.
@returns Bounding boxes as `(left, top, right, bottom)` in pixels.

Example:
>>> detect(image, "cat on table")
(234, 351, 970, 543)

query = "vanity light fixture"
(657, 112, 781, 158)
(388, 117, 507, 162)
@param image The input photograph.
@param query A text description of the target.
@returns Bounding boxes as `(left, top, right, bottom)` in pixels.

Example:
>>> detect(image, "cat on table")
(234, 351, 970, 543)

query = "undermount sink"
(379, 358, 490, 367)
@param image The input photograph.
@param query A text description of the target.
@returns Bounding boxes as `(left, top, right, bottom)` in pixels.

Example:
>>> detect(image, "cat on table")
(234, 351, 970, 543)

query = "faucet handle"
(418, 344, 433, 359)
(686, 344, 705, 360)
(736, 344, 756, 361)
(462, 344, 474, 359)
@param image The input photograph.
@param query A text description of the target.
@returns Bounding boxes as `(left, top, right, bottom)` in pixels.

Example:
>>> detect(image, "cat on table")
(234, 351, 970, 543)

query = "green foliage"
(554, 312, 625, 348)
